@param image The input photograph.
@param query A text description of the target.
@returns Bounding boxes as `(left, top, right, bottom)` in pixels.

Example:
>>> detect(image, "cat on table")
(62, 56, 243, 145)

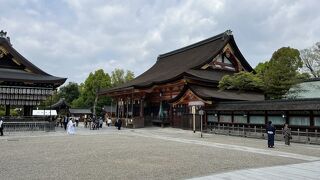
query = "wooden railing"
(2, 116, 55, 133)
(207, 123, 320, 145)
(2, 116, 51, 122)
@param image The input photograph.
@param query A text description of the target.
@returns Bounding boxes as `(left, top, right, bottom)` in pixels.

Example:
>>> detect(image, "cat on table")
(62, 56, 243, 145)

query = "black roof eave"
(0, 77, 67, 86)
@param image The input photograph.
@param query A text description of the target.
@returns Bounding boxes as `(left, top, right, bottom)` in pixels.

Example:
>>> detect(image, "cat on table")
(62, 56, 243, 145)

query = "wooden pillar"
(126, 98, 129, 120)
(116, 98, 120, 119)
(110, 99, 113, 118)
(231, 111, 234, 124)
(122, 98, 125, 118)
(5, 105, 10, 116)
(23, 106, 32, 116)
(169, 104, 173, 126)
(140, 98, 144, 117)
(310, 110, 314, 127)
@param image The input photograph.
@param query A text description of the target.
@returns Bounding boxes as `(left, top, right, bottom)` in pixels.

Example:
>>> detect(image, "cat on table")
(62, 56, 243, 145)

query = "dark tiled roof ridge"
(158, 30, 229, 59)
(51, 98, 70, 108)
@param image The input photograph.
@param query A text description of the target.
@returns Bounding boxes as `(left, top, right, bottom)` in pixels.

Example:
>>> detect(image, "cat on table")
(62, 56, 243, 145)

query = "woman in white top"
(67, 118, 75, 135)
(107, 118, 112, 127)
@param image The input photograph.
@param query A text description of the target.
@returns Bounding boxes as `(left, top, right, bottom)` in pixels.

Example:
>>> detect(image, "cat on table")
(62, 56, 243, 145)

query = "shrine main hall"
(99, 30, 320, 131)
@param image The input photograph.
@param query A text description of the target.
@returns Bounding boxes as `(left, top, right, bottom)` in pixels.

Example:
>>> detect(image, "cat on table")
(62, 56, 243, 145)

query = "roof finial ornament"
(0, 30, 12, 45)
(222, 30, 232, 40)
(0, 30, 7, 38)
(225, 29, 232, 36)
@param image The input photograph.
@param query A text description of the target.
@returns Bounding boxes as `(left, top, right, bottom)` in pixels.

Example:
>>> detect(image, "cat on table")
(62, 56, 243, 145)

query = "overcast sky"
(1, 0, 319, 84)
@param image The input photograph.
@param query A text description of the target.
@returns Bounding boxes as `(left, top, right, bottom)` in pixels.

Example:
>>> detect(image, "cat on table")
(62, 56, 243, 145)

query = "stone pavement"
(0, 124, 319, 180)
(189, 161, 320, 180)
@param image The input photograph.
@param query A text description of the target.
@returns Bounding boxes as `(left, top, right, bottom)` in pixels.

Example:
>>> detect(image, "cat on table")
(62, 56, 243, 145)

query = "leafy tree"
(58, 82, 80, 104)
(262, 47, 303, 99)
(125, 70, 135, 82)
(219, 47, 306, 99)
(254, 61, 269, 77)
(300, 42, 320, 77)
(111, 68, 135, 87)
(218, 71, 263, 91)
(72, 69, 111, 115)
(70, 68, 135, 115)
(71, 83, 85, 108)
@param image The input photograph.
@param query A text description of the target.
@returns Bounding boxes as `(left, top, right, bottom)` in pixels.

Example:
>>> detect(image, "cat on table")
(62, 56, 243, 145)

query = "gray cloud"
(0, 0, 319, 84)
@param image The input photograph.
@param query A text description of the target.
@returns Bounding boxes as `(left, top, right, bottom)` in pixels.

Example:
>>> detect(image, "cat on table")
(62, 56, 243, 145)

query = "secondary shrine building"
(0, 31, 66, 117)
(99, 30, 264, 128)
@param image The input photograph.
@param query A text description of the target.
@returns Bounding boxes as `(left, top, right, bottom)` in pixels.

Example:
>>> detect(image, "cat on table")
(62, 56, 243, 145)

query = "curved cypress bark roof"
(101, 30, 252, 94)
(169, 84, 264, 103)
(51, 98, 70, 109)
(0, 36, 67, 87)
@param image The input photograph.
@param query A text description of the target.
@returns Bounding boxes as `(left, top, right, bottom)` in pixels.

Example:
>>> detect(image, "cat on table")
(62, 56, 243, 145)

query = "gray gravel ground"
(0, 125, 318, 180)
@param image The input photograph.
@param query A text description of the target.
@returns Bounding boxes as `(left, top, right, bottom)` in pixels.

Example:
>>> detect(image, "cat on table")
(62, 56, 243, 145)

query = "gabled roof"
(189, 85, 264, 101)
(51, 98, 70, 109)
(185, 69, 234, 82)
(169, 84, 264, 103)
(0, 35, 66, 87)
(100, 30, 252, 94)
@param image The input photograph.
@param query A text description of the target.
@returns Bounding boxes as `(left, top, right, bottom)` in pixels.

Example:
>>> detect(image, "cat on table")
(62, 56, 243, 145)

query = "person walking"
(63, 115, 68, 130)
(266, 121, 275, 148)
(283, 123, 291, 145)
(75, 117, 79, 127)
(107, 118, 112, 127)
(67, 118, 76, 135)
(116, 118, 122, 130)
(0, 118, 4, 136)
(88, 116, 92, 130)
(99, 117, 103, 128)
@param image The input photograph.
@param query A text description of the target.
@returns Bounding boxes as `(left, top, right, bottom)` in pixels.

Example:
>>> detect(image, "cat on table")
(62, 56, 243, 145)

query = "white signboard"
(192, 106, 196, 114)
(188, 101, 205, 106)
(32, 110, 57, 116)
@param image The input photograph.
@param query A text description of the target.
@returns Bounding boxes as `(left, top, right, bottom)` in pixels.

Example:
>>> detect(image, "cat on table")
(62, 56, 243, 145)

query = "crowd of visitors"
(53, 113, 124, 135)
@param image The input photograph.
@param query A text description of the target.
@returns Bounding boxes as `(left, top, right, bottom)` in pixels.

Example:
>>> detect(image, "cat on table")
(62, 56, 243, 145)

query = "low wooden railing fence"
(2, 116, 55, 133)
(207, 123, 320, 145)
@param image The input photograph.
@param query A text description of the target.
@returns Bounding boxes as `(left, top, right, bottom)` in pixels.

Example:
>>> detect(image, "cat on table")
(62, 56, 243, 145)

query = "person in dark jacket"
(266, 121, 275, 148)
(63, 116, 69, 130)
(116, 119, 122, 130)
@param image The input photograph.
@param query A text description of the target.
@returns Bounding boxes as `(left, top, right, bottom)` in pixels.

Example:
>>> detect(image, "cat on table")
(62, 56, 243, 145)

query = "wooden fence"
(207, 123, 320, 145)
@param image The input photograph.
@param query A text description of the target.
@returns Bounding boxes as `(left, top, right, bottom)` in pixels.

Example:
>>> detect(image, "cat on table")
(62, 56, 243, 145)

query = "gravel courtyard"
(0, 125, 319, 180)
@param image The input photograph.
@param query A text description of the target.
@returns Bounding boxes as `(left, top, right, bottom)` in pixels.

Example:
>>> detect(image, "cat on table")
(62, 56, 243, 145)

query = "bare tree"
(300, 42, 320, 78)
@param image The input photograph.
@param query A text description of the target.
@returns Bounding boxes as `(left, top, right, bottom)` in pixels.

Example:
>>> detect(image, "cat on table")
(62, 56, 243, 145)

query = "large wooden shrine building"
(99, 30, 264, 128)
(0, 30, 66, 117)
